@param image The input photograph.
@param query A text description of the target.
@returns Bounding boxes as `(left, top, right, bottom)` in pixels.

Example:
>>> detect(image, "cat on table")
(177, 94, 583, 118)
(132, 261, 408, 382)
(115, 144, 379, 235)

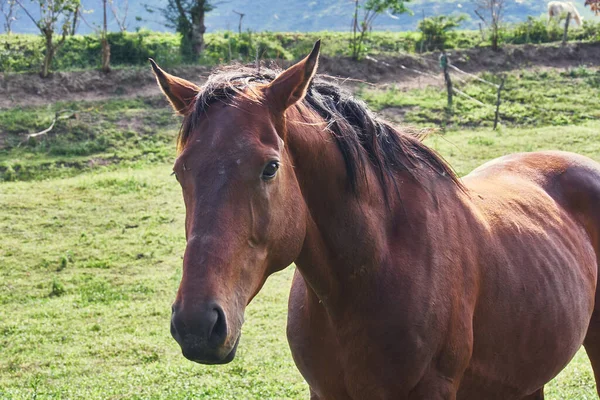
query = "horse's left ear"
(149, 59, 200, 115)
(266, 40, 320, 112)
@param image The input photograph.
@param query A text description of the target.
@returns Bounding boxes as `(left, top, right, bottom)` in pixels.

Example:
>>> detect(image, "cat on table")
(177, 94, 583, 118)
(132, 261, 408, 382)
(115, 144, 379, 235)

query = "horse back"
(466, 150, 600, 256)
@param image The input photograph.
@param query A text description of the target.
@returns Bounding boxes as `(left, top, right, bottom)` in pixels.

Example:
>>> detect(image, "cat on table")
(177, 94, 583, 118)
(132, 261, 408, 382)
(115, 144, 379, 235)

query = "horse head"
(150, 42, 321, 364)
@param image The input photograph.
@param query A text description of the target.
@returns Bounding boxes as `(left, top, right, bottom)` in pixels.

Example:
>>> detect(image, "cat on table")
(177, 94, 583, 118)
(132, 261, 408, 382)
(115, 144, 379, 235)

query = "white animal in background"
(548, 1, 584, 27)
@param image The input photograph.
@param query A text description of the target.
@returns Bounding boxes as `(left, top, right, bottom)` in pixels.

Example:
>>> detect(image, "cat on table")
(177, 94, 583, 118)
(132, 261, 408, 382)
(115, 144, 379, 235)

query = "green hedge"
(508, 17, 600, 45)
(0, 30, 182, 73)
(1, 22, 599, 74)
(0, 30, 427, 73)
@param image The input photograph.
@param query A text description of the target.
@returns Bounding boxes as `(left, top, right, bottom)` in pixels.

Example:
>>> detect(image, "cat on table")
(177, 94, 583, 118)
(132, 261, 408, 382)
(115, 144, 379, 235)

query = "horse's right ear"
(149, 59, 200, 115)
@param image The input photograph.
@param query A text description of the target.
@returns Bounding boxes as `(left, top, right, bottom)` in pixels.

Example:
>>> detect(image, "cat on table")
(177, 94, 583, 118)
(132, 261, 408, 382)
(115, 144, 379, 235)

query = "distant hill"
(3, 0, 597, 35)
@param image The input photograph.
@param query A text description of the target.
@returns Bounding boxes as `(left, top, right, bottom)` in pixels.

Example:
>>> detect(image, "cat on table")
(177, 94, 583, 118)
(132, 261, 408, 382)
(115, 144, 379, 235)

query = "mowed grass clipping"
(1, 126, 600, 397)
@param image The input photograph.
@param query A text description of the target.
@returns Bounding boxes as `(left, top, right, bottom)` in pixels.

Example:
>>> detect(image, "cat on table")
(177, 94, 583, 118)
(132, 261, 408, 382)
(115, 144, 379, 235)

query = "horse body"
(151, 42, 600, 399)
(287, 117, 600, 399)
(548, 1, 584, 26)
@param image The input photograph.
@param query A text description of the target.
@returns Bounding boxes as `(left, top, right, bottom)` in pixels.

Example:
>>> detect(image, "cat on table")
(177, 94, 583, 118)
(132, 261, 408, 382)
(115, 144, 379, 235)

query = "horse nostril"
(208, 305, 227, 347)
(170, 302, 228, 350)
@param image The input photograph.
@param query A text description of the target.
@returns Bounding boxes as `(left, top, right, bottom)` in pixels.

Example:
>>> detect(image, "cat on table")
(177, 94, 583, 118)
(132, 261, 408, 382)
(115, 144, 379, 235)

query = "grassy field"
(0, 97, 179, 182)
(2, 68, 599, 182)
(2, 122, 600, 398)
(2, 65, 600, 398)
(361, 67, 600, 128)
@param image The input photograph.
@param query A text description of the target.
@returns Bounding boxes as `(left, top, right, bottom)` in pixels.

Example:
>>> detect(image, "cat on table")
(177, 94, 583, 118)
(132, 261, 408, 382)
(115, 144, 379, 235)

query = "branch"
(14, 0, 40, 30)
(78, 8, 99, 33)
(20, 110, 76, 144)
(473, 9, 489, 27)
(173, 0, 190, 25)
(110, 0, 128, 31)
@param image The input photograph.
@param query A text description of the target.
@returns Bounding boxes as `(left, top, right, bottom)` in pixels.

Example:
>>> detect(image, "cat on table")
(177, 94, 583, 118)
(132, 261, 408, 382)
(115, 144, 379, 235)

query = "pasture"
(4, 0, 600, 393)
(1, 117, 600, 397)
(1, 57, 600, 397)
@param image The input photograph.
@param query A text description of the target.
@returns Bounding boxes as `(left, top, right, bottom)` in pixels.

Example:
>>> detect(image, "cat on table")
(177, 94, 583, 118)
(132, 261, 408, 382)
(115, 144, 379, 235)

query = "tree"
(109, 0, 128, 32)
(69, 2, 79, 34)
(473, 0, 506, 51)
(1, 0, 18, 34)
(16, 0, 81, 77)
(350, 0, 411, 60)
(417, 15, 468, 52)
(162, 0, 215, 60)
(100, 0, 109, 72)
(78, 0, 110, 72)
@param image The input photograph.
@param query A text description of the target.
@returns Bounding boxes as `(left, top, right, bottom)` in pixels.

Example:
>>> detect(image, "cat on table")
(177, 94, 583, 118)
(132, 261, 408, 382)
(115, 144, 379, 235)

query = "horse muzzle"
(170, 301, 240, 364)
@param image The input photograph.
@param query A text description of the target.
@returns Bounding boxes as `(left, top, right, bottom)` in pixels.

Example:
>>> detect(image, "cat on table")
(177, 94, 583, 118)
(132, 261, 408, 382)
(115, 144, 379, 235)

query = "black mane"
(179, 64, 462, 197)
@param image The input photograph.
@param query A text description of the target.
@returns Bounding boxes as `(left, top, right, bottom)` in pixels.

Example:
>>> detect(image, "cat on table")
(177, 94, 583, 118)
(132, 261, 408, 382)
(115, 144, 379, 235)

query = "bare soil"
(1, 42, 599, 110)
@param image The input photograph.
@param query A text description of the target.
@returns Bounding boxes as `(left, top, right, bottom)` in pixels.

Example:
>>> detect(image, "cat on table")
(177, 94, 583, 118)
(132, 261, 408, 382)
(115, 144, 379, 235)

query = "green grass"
(1, 121, 600, 398)
(360, 67, 600, 128)
(0, 97, 180, 181)
(2, 67, 598, 183)
(2, 66, 600, 398)
(0, 166, 307, 399)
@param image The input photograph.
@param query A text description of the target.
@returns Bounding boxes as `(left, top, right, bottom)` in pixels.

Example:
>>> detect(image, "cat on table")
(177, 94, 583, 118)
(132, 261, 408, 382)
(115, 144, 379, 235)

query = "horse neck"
(284, 105, 466, 314)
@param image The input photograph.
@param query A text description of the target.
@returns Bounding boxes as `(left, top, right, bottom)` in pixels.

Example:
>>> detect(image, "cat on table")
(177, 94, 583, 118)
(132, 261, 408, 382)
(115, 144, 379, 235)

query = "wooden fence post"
(493, 76, 506, 131)
(563, 12, 571, 46)
(440, 52, 453, 113)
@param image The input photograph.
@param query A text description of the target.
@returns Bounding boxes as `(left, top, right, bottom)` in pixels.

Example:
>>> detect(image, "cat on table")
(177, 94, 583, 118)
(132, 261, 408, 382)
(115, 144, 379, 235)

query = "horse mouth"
(182, 335, 241, 365)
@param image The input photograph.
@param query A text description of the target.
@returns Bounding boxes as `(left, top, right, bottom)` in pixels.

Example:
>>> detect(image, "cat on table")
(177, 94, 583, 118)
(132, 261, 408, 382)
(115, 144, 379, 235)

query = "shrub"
(417, 15, 468, 52)
(511, 17, 562, 44)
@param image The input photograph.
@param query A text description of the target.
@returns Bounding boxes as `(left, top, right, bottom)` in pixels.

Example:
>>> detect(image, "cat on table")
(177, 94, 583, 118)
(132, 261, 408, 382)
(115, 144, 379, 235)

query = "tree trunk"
(101, 37, 111, 73)
(71, 5, 79, 35)
(491, 25, 499, 51)
(351, 0, 359, 60)
(190, 0, 206, 57)
(41, 33, 54, 78)
(101, 0, 111, 73)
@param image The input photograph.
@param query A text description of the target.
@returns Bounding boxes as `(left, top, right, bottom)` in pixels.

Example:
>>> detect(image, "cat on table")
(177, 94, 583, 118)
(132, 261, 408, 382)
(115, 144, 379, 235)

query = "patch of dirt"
(0, 65, 212, 109)
(379, 106, 419, 125)
(1, 42, 599, 110)
(87, 157, 113, 167)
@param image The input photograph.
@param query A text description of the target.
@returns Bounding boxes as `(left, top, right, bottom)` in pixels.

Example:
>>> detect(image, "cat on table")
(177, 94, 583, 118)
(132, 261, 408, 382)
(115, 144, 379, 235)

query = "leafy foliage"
(350, 0, 412, 59)
(510, 17, 563, 44)
(159, 0, 214, 59)
(417, 14, 468, 51)
(473, 0, 506, 51)
(3, 20, 600, 74)
(16, 0, 81, 76)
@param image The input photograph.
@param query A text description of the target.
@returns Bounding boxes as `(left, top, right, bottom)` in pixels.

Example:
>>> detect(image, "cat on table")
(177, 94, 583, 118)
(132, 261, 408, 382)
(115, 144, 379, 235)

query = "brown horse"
(150, 42, 600, 399)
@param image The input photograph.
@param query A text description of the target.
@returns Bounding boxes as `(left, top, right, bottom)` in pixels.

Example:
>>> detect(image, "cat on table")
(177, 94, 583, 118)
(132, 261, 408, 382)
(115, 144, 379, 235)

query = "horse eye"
(262, 161, 279, 180)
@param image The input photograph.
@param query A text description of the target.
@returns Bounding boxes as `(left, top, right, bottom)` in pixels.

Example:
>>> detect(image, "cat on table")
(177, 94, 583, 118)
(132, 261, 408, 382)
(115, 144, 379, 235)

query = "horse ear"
(266, 40, 321, 112)
(149, 59, 200, 115)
